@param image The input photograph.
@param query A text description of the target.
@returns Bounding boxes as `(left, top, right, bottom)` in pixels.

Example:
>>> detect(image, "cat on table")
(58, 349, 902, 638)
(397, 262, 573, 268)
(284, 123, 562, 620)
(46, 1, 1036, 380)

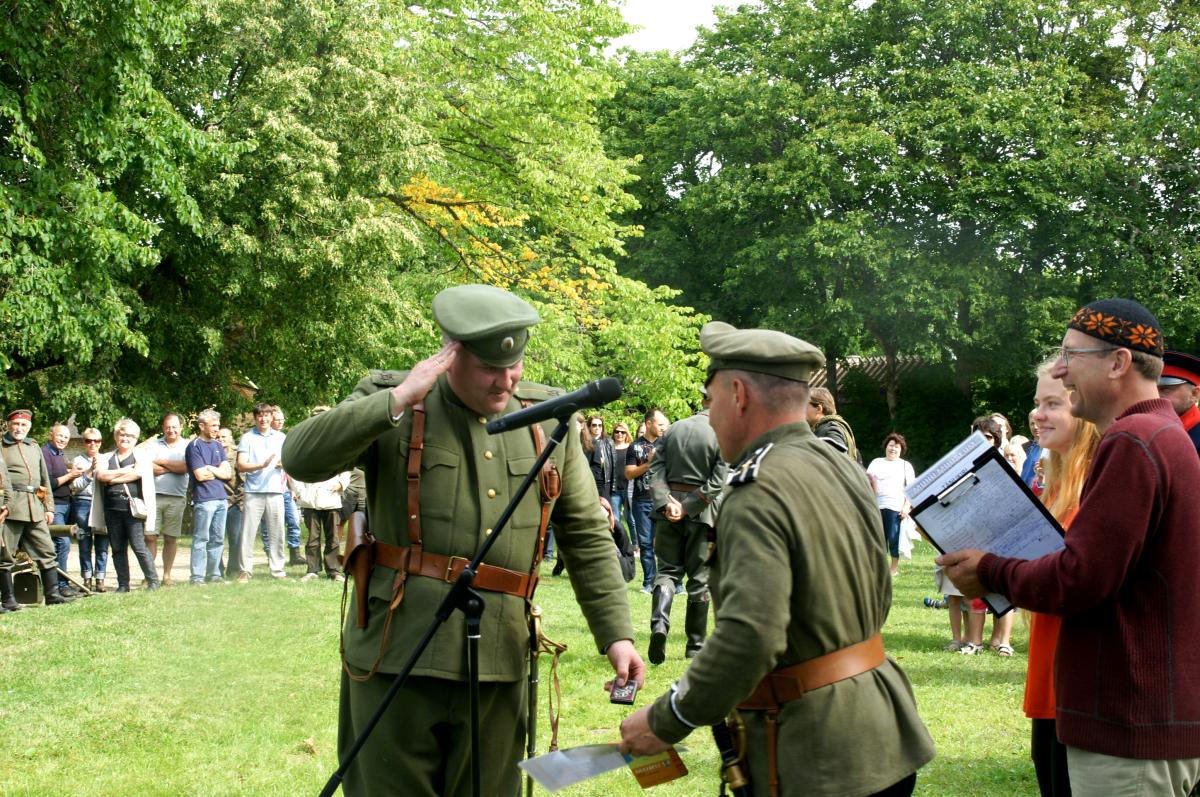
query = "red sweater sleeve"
(978, 429, 1160, 616)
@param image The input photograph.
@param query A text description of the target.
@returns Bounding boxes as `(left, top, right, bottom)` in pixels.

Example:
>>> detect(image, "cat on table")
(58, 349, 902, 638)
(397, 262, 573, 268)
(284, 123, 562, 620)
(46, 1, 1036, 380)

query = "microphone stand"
(318, 416, 572, 797)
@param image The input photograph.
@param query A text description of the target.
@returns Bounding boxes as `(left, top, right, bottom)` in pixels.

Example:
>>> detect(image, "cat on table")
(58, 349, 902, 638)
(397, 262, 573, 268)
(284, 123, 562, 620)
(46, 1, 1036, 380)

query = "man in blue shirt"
(186, 409, 233, 584)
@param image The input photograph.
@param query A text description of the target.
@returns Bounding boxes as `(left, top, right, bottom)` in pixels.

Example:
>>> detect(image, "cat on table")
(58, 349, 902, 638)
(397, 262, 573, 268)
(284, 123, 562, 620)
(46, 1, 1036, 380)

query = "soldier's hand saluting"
(389, 341, 461, 416)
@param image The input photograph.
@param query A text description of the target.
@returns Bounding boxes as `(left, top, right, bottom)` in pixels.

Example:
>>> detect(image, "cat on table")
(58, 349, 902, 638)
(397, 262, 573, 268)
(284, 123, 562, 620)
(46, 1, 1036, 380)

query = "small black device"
(609, 680, 638, 705)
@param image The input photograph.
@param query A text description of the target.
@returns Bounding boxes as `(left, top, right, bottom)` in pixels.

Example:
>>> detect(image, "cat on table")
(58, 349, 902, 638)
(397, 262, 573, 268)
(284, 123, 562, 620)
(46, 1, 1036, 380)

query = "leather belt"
(372, 539, 531, 598)
(10, 484, 39, 494)
(735, 634, 886, 797)
(738, 634, 886, 710)
(667, 481, 700, 493)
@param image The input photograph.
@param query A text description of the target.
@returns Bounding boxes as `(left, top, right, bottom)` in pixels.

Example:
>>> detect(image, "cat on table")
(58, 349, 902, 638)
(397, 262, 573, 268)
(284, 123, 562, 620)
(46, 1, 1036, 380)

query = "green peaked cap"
(432, 285, 541, 368)
(700, 321, 825, 383)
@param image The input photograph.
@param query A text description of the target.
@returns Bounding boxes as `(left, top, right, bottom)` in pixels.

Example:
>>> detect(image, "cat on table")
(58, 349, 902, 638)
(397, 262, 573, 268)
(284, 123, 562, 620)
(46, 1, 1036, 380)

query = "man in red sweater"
(940, 299, 1200, 796)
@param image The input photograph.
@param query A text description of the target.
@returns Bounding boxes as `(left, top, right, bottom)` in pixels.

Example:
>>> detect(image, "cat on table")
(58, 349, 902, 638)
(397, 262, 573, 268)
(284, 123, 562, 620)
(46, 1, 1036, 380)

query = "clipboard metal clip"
(937, 472, 980, 506)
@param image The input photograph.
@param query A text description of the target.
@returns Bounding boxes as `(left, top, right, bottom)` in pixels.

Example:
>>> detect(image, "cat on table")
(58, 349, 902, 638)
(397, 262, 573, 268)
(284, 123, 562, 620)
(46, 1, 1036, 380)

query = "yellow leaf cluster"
(397, 175, 611, 328)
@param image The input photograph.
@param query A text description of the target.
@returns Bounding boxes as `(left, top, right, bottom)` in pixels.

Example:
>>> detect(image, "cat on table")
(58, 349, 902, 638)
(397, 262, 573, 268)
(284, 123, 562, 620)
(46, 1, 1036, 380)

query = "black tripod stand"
(318, 416, 572, 797)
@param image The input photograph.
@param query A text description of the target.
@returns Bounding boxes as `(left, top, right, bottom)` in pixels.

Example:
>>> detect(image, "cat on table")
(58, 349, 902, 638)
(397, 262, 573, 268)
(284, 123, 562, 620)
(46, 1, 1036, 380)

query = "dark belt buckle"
(444, 555, 469, 583)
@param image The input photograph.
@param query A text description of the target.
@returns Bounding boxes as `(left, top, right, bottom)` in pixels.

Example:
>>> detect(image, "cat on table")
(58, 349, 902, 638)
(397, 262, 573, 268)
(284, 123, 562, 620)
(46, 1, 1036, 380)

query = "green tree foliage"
(2, 0, 707, 432)
(603, 0, 1200, 453)
(1, 0, 217, 424)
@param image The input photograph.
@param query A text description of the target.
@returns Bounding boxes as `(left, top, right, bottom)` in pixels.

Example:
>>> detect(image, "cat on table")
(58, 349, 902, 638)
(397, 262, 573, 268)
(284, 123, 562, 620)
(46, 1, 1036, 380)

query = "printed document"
(906, 432, 1065, 615)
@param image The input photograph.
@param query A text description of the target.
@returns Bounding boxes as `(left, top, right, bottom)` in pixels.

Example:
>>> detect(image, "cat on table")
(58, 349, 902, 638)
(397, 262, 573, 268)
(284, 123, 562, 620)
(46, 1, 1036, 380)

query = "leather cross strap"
(737, 633, 886, 710)
(353, 397, 560, 621)
(340, 399, 559, 682)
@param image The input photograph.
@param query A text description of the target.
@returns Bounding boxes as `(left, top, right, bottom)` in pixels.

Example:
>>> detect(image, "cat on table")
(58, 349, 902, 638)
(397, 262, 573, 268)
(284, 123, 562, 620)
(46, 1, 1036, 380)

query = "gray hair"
(113, 418, 141, 439)
(1130, 349, 1164, 382)
(197, 409, 221, 425)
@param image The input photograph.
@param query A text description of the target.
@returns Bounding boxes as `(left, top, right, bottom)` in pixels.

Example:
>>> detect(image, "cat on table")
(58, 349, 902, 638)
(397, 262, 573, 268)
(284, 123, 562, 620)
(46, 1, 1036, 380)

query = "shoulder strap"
(524, 405, 560, 601)
(406, 402, 426, 568)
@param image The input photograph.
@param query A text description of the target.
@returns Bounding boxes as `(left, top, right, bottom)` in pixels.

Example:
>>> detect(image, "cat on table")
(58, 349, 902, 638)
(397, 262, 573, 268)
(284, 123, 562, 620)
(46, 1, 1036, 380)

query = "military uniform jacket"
(648, 422, 934, 796)
(648, 409, 727, 526)
(0, 452, 8, 511)
(2, 435, 52, 522)
(282, 371, 634, 682)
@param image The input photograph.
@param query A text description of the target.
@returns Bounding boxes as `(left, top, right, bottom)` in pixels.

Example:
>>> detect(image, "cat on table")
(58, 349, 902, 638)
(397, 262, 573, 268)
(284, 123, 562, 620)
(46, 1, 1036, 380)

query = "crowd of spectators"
(12, 403, 364, 595)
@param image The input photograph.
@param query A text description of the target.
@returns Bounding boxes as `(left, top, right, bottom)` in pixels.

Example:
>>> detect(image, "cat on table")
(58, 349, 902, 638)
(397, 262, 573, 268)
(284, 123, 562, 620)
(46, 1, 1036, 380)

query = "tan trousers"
(1067, 746, 1200, 797)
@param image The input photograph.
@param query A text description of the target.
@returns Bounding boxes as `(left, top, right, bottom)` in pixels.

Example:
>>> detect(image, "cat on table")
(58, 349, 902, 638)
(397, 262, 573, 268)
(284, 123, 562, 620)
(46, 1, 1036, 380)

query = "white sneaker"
(302, 573, 319, 581)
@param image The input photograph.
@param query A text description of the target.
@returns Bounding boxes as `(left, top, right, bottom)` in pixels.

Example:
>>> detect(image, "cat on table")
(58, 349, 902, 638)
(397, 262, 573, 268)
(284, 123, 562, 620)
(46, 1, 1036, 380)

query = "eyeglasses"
(613, 430, 627, 435)
(1050, 345, 1117, 365)
(589, 422, 603, 428)
(84, 439, 102, 444)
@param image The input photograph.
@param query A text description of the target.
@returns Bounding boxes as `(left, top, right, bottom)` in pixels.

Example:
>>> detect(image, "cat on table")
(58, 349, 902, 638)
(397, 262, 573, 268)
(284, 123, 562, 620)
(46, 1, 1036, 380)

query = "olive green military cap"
(700, 321, 825, 383)
(432, 285, 541, 368)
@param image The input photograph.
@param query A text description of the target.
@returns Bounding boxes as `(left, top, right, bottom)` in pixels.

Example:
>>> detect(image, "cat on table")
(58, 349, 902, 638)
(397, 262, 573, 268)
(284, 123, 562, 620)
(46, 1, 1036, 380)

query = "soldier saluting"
(2, 409, 75, 607)
(283, 284, 643, 797)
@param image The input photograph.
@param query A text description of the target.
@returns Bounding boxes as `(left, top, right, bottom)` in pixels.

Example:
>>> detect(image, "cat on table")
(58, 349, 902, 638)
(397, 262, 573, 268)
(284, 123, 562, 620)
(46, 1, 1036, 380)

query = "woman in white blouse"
(866, 432, 915, 577)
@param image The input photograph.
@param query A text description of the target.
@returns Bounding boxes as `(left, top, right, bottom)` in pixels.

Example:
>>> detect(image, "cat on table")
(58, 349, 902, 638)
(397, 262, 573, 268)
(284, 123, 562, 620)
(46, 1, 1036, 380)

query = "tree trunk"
(883, 342, 898, 422)
(823, 344, 841, 407)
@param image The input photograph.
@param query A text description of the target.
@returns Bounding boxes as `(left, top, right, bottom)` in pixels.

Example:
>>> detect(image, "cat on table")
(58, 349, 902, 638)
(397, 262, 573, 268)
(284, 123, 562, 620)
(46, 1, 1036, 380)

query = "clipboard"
(907, 434, 1065, 616)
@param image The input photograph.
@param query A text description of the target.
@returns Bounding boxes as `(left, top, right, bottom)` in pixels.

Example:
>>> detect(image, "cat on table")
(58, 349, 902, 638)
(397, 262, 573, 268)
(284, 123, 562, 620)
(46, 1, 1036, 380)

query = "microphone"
(486, 377, 623, 435)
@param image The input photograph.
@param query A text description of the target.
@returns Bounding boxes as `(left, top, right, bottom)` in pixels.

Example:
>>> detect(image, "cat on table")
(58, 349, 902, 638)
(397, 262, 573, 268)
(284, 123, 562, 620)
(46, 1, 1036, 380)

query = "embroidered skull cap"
(1067, 299, 1164, 357)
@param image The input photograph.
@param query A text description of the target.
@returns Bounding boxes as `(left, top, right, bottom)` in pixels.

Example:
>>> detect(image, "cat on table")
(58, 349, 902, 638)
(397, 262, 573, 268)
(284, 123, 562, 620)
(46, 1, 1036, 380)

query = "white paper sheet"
(518, 745, 629, 793)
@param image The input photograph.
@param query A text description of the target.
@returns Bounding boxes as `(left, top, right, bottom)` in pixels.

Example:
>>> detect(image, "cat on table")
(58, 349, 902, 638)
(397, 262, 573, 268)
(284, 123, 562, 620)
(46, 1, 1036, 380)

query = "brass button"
(410, 514, 417, 520)
(484, 451, 493, 460)
(485, 528, 493, 536)
(478, 416, 487, 424)
(487, 489, 497, 499)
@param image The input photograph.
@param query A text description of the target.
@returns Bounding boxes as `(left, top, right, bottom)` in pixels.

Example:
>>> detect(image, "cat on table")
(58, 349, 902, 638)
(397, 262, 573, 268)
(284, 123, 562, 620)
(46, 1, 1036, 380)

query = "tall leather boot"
(42, 567, 76, 605)
(684, 599, 709, 658)
(0, 571, 20, 612)
(647, 584, 674, 665)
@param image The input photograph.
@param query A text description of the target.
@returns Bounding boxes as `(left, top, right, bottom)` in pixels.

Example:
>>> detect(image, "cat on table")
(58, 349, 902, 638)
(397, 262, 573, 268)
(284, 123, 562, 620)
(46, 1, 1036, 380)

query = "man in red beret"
(1159, 350, 1200, 456)
(2, 409, 74, 607)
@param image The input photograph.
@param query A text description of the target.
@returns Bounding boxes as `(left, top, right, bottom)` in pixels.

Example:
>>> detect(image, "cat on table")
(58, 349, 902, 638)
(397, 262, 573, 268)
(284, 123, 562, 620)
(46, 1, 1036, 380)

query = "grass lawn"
(0, 540, 1035, 796)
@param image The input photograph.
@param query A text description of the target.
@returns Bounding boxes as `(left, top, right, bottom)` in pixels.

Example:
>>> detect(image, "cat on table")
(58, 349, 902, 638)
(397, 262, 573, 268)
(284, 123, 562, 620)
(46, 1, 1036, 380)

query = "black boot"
(42, 567, 76, 605)
(684, 599, 709, 658)
(0, 571, 20, 612)
(288, 547, 305, 566)
(648, 584, 674, 665)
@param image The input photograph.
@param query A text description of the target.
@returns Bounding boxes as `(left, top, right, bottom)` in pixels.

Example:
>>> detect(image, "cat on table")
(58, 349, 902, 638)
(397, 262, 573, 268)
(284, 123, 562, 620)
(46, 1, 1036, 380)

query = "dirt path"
(58, 533, 300, 592)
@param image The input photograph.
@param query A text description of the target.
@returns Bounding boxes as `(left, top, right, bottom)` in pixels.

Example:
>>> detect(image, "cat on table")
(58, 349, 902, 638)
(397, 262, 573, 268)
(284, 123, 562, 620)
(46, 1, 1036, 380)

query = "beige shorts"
(154, 494, 186, 538)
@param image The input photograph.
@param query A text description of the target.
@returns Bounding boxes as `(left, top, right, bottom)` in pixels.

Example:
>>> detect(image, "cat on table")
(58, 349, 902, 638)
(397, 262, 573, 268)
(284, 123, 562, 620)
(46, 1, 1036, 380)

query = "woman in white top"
(866, 432, 915, 576)
(90, 418, 159, 592)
